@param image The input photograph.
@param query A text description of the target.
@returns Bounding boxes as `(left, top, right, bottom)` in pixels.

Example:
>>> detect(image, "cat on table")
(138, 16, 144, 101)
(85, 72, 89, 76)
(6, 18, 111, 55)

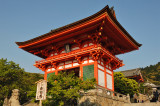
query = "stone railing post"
(122, 95, 126, 102)
(111, 91, 114, 99)
(117, 93, 120, 100)
(127, 94, 130, 103)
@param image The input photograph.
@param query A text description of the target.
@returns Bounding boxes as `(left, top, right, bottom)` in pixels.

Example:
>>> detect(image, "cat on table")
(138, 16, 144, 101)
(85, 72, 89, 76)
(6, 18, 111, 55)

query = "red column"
(104, 66, 107, 88)
(80, 63, 83, 79)
(55, 70, 58, 75)
(44, 71, 47, 80)
(112, 70, 114, 91)
(52, 62, 58, 75)
(94, 60, 98, 83)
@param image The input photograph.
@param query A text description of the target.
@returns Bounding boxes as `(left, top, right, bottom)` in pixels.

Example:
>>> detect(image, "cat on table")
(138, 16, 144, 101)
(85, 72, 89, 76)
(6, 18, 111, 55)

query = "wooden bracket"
(51, 62, 58, 69)
(35, 64, 46, 71)
(51, 44, 60, 55)
(106, 58, 113, 65)
(75, 55, 82, 64)
(87, 32, 102, 44)
(111, 62, 123, 70)
(74, 39, 82, 48)
(90, 49, 103, 61)
(40, 49, 50, 57)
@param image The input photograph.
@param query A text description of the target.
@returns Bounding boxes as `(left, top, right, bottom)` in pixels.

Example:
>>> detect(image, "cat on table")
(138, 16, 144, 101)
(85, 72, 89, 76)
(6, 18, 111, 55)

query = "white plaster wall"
(98, 70, 105, 87)
(106, 69, 112, 74)
(107, 74, 112, 90)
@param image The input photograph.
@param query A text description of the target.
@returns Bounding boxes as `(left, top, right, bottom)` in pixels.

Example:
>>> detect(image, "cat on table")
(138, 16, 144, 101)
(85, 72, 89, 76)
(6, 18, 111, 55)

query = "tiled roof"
(16, 5, 141, 48)
(120, 68, 141, 77)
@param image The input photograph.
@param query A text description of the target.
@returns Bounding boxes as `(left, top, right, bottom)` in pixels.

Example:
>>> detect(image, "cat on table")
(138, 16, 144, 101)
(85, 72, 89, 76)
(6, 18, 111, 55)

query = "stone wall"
(78, 86, 130, 106)
(124, 103, 160, 106)
(78, 86, 160, 106)
(131, 93, 150, 103)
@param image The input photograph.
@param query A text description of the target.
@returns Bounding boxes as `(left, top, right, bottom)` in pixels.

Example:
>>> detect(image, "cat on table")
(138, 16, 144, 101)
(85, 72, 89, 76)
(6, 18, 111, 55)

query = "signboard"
(36, 79, 47, 100)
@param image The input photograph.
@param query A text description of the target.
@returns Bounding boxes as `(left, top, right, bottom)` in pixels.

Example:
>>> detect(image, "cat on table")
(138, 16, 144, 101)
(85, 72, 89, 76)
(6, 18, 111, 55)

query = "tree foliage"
(114, 72, 139, 96)
(0, 58, 43, 106)
(43, 72, 96, 106)
(141, 62, 160, 85)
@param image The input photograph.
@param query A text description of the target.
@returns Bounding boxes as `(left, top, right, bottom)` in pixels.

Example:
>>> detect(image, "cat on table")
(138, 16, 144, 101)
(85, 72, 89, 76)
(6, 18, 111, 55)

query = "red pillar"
(94, 60, 98, 83)
(44, 71, 47, 80)
(112, 70, 114, 91)
(55, 70, 58, 75)
(80, 63, 83, 79)
(104, 67, 107, 88)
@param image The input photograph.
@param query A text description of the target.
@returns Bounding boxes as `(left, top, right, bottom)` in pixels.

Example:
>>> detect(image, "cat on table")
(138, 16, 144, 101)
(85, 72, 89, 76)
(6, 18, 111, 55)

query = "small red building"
(120, 68, 144, 83)
(16, 6, 141, 91)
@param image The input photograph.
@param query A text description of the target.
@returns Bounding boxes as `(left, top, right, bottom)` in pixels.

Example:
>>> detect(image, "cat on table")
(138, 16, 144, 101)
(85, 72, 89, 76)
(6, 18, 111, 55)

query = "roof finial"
(110, 6, 116, 18)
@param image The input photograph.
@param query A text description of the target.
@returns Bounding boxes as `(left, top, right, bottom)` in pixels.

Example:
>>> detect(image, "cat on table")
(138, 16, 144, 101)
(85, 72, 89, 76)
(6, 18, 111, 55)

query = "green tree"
(0, 58, 43, 106)
(43, 72, 96, 106)
(114, 72, 139, 96)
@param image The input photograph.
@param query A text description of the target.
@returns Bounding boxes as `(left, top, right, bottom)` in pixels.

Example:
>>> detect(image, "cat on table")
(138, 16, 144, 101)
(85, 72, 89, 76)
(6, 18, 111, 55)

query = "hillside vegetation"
(0, 58, 43, 106)
(141, 62, 160, 85)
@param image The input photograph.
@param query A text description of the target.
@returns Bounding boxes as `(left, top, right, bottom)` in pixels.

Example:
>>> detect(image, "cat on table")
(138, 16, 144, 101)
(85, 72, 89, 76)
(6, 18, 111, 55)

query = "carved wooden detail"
(106, 58, 113, 65)
(75, 55, 82, 64)
(51, 62, 58, 69)
(74, 39, 82, 48)
(90, 48, 104, 61)
(35, 64, 46, 71)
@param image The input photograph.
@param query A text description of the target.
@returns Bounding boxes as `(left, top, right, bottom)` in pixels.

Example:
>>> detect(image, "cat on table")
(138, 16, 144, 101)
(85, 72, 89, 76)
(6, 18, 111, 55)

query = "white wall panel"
(98, 70, 105, 87)
(65, 64, 72, 68)
(50, 53, 53, 56)
(58, 66, 64, 69)
(71, 47, 79, 51)
(65, 61, 72, 64)
(83, 44, 88, 47)
(52, 68, 55, 71)
(89, 60, 94, 63)
(98, 64, 104, 70)
(82, 60, 88, 64)
(106, 69, 112, 74)
(89, 43, 93, 46)
(47, 69, 51, 72)
(107, 74, 112, 90)
(61, 50, 65, 53)
(101, 62, 104, 65)
(59, 62, 64, 66)
(73, 63, 79, 66)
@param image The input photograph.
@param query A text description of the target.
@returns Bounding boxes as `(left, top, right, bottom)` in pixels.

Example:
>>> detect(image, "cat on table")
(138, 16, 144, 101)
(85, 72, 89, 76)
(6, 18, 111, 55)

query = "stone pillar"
(127, 94, 130, 103)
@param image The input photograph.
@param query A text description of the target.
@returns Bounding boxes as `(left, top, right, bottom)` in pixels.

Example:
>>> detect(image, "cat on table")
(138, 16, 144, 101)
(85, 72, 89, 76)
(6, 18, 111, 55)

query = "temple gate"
(16, 5, 141, 91)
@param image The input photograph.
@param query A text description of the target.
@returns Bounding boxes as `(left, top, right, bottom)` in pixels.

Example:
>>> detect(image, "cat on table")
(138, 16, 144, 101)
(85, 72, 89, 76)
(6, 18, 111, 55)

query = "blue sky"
(0, 0, 160, 74)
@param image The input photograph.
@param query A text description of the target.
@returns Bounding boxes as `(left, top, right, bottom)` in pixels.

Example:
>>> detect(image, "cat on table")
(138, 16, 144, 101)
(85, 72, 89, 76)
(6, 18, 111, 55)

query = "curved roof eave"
(16, 5, 141, 48)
